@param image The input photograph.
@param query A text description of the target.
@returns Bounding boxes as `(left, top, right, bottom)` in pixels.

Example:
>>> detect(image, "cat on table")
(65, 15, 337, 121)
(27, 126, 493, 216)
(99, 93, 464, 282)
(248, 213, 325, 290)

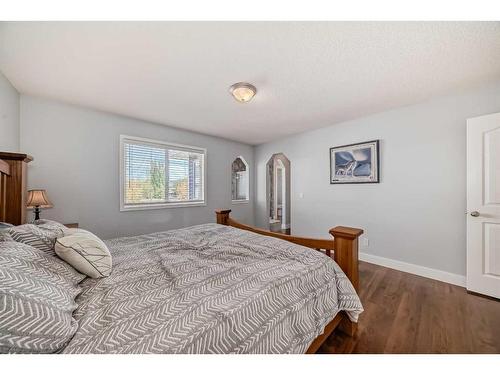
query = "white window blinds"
(121, 136, 205, 210)
(167, 149, 203, 202)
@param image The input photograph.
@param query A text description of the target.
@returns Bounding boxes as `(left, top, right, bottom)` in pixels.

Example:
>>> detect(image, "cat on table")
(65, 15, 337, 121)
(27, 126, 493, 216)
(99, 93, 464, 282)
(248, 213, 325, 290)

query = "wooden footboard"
(215, 209, 363, 353)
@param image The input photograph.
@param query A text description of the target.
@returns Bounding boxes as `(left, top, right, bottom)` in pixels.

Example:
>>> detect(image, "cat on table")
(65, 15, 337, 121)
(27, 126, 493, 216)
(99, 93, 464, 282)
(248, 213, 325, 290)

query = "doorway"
(266, 153, 291, 234)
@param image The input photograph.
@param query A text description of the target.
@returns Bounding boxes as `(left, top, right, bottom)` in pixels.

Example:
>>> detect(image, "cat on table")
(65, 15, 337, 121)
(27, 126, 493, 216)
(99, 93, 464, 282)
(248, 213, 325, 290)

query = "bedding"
(0, 241, 85, 353)
(62, 223, 363, 354)
(8, 220, 66, 255)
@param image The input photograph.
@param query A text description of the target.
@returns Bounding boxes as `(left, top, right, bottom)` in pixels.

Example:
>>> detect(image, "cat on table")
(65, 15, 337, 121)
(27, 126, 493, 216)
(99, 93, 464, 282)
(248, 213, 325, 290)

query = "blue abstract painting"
(330, 140, 379, 184)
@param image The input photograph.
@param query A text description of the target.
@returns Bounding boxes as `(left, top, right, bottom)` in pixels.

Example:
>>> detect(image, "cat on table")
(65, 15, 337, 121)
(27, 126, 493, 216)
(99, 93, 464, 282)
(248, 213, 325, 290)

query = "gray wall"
(0, 71, 19, 152)
(255, 82, 500, 277)
(14, 82, 500, 276)
(20, 95, 254, 239)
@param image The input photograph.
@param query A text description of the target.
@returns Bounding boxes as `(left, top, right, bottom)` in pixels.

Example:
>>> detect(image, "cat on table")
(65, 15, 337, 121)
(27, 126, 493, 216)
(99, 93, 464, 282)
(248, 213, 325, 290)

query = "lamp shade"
(26, 190, 53, 209)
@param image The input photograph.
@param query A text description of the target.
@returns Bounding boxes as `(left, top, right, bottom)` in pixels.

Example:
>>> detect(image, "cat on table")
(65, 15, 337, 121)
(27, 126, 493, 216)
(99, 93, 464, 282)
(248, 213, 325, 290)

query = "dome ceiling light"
(229, 82, 257, 103)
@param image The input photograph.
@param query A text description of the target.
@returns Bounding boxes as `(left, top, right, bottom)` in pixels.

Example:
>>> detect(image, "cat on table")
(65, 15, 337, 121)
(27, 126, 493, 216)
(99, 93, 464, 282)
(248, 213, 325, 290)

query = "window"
(231, 156, 249, 202)
(120, 135, 206, 210)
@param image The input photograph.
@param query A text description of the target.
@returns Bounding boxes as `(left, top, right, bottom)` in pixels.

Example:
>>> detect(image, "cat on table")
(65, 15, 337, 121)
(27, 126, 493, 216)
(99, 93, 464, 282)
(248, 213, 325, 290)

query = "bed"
(0, 151, 363, 354)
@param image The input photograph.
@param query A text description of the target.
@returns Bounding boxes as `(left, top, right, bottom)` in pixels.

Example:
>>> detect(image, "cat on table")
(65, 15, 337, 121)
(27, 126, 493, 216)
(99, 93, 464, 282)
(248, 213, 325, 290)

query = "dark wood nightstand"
(64, 223, 79, 228)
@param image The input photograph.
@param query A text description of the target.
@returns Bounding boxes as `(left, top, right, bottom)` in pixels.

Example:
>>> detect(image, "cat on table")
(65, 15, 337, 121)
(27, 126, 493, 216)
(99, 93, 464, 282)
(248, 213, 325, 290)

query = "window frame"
(231, 155, 250, 204)
(119, 135, 207, 211)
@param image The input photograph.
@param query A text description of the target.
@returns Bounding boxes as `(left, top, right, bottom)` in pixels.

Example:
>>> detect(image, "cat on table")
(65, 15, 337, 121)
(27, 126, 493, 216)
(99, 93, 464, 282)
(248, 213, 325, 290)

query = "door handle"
(470, 211, 480, 217)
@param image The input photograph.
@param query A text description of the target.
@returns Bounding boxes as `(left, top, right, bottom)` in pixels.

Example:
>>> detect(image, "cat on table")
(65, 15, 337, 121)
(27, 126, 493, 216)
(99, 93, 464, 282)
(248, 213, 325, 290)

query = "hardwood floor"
(319, 261, 500, 354)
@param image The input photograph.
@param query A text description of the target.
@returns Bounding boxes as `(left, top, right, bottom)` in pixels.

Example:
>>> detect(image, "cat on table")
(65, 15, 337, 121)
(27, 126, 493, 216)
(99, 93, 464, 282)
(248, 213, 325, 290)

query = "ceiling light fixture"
(229, 82, 257, 103)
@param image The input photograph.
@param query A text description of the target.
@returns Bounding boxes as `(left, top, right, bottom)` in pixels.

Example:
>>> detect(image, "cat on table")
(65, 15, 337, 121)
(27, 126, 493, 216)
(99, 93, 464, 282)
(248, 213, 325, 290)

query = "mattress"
(62, 223, 363, 353)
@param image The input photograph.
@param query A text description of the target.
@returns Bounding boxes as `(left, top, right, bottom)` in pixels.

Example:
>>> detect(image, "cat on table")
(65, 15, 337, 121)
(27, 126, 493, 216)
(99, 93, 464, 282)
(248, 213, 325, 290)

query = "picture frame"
(330, 140, 380, 184)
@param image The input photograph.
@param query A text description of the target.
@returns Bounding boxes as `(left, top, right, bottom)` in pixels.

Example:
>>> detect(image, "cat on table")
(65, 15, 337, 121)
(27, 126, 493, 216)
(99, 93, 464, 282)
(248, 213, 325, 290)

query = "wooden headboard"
(0, 152, 33, 225)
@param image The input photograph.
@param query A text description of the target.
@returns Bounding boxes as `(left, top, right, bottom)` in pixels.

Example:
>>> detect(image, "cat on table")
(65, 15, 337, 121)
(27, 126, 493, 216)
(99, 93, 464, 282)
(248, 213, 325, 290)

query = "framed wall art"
(330, 140, 380, 184)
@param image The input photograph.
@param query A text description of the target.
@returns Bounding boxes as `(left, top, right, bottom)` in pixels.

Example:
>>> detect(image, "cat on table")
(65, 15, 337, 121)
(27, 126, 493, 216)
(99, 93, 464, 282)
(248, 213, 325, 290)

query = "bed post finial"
(216, 209, 232, 225)
(329, 226, 363, 292)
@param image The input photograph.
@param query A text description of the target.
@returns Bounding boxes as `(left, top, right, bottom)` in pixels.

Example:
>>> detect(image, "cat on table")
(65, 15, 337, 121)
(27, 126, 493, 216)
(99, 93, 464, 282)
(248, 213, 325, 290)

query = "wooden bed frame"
(0, 152, 33, 226)
(0, 151, 363, 354)
(216, 209, 363, 353)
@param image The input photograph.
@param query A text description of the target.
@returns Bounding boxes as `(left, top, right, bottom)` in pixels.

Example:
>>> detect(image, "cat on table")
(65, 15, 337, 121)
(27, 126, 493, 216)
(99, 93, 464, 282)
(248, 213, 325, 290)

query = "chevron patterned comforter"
(62, 224, 363, 354)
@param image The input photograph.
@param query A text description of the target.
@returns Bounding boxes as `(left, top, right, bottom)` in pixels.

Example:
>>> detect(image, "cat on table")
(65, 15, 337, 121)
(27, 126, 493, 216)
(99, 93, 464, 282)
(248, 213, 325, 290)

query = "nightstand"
(64, 223, 79, 228)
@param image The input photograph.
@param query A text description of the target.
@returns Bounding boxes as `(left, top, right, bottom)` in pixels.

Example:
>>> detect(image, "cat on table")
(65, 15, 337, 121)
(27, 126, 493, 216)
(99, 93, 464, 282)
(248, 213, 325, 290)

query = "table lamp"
(26, 189, 53, 222)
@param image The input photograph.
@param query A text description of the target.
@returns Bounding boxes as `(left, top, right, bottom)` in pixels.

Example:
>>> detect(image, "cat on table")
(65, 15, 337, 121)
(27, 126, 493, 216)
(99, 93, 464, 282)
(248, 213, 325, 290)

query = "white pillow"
(55, 230, 112, 278)
(63, 227, 100, 238)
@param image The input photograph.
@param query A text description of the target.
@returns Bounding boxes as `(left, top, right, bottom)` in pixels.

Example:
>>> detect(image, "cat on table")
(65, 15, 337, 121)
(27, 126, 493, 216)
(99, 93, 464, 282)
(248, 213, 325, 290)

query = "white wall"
(20, 95, 254, 239)
(0, 71, 19, 152)
(255, 82, 500, 277)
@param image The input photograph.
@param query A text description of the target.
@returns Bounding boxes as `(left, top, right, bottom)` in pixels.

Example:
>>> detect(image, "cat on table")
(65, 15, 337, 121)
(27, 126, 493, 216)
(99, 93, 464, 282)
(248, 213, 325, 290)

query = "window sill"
(232, 199, 250, 205)
(120, 201, 207, 211)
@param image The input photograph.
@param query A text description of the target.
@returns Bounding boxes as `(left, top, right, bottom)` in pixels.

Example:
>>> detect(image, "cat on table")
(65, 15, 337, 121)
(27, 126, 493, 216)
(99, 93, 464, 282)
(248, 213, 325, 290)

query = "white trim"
(280, 163, 286, 227)
(120, 201, 207, 211)
(359, 252, 466, 287)
(273, 159, 285, 221)
(121, 134, 207, 154)
(232, 199, 250, 204)
(119, 135, 207, 211)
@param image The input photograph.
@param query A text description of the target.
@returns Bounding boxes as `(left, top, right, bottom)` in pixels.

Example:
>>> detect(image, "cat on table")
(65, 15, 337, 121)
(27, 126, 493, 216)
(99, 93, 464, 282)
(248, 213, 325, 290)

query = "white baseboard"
(359, 252, 466, 287)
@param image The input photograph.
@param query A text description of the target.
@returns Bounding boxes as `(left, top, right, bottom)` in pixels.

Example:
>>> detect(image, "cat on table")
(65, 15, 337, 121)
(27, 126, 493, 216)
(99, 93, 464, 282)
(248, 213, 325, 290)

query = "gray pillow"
(0, 241, 85, 353)
(35, 219, 67, 234)
(0, 222, 13, 242)
(0, 222, 13, 230)
(8, 222, 65, 256)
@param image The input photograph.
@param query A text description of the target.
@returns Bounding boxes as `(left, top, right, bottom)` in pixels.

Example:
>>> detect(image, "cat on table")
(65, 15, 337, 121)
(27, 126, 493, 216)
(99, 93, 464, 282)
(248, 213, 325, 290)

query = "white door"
(467, 113, 500, 298)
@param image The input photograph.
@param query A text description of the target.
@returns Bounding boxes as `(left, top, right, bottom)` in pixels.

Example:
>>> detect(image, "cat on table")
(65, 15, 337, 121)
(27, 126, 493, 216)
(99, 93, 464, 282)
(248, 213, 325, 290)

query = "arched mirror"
(266, 153, 291, 234)
(231, 156, 249, 202)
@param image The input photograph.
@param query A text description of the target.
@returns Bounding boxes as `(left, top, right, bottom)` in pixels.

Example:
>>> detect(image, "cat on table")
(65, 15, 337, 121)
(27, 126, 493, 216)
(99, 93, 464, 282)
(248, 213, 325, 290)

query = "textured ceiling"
(1, 22, 500, 145)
